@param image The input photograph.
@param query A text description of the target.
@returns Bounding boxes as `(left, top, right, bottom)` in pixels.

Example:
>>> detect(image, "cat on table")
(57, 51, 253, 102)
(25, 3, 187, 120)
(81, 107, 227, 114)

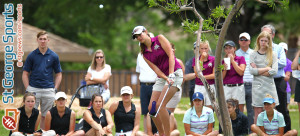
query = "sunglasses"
(96, 56, 104, 59)
(239, 38, 248, 41)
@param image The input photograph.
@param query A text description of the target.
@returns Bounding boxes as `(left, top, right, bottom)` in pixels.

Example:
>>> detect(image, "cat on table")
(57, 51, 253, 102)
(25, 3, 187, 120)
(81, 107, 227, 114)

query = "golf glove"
(168, 73, 176, 82)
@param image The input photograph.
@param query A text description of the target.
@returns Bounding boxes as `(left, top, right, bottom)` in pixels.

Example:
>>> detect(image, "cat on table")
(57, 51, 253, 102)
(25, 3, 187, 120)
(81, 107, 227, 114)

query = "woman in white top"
(85, 49, 112, 104)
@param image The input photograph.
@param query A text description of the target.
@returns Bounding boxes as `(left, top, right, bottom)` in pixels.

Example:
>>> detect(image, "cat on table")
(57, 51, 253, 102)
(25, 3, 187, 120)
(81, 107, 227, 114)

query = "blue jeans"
(140, 83, 154, 115)
(244, 83, 254, 131)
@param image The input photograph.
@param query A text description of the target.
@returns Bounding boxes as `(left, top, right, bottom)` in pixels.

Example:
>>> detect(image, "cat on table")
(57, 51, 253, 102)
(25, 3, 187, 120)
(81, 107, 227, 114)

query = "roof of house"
(0, 15, 93, 62)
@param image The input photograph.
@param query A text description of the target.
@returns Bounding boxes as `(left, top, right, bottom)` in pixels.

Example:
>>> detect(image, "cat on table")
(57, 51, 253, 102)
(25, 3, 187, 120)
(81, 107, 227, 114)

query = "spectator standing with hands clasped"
(22, 31, 62, 129)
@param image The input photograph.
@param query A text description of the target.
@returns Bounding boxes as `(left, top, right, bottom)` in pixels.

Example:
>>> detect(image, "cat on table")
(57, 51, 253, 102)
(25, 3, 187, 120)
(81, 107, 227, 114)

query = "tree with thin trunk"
(148, 0, 289, 135)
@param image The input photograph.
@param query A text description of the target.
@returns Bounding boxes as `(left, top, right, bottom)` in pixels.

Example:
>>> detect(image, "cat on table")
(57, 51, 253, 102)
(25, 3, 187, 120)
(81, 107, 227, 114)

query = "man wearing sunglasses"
(235, 32, 254, 133)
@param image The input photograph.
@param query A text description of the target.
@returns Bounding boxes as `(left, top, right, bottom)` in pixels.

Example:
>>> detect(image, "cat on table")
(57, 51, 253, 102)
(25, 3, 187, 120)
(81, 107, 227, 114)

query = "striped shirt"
(257, 109, 285, 135)
(183, 106, 214, 134)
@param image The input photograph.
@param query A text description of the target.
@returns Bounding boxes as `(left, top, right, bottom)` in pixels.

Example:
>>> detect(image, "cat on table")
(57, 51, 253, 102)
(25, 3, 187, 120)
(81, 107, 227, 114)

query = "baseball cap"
(223, 40, 236, 47)
(263, 97, 275, 104)
(55, 92, 67, 100)
(239, 32, 251, 40)
(279, 42, 288, 51)
(120, 86, 133, 95)
(192, 92, 204, 101)
(132, 26, 146, 39)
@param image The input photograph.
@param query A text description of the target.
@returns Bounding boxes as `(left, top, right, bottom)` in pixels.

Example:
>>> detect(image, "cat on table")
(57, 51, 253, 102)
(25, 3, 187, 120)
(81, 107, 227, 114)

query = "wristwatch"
(90, 77, 94, 81)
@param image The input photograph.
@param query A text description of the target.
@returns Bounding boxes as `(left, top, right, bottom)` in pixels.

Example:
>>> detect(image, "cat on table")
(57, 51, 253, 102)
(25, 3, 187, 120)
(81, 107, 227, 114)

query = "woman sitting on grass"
(11, 92, 41, 136)
(250, 94, 298, 136)
(183, 92, 218, 136)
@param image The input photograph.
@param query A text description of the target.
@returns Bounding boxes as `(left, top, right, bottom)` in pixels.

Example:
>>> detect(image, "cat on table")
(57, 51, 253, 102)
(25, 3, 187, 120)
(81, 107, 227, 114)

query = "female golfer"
(132, 26, 183, 136)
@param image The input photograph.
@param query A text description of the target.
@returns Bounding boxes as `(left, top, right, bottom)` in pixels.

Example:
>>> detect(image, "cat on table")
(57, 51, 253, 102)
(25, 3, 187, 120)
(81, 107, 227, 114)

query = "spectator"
(75, 94, 114, 136)
(22, 31, 62, 129)
(11, 93, 42, 136)
(85, 49, 112, 104)
(193, 41, 216, 109)
(291, 50, 300, 127)
(222, 40, 246, 111)
(261, 24, 291, 132)
(279, 42, 292, 106)
(132, 25, 183, 136)
(146, 111, 180, 136)
(108, 86, 145, 136)
(166, 43, 185, 112)
(183, 92, 218, 136)
(250, 31, 279, 124)
(136, 48, 156, 133)
(218, 98, 249, 135)
(185, 43, 197, 103)
(235, 32, 254, 128)
(250, 94, 298, 136)
(44, 92, 76, 136)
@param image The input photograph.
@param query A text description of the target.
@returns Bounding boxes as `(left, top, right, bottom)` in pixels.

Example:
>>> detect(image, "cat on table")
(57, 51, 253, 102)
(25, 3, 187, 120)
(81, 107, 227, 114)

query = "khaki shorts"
(26, 85, 55, 116)
(194, 85, 216, 106)
(166, 88, 182, 108)
(153, 69, 183, 92)
(223, 85, 245, 104)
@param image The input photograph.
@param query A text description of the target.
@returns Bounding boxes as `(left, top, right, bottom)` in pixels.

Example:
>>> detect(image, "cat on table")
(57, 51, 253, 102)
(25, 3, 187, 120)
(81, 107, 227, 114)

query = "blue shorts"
(140, 83, 154, 115)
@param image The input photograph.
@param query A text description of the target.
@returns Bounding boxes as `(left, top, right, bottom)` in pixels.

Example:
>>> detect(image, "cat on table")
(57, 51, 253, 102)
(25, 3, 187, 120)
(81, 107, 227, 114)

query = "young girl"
(218, 99, 249, 135)
(249, 31, 279, 123)
(11, 93, 41, 136)
(250, 94, 298, 136)
(132, 26, 183, 136)
(44, 92, 76, 136)
(85, 49, 112, 104)
(183, 92, 218, 136)
(108, 86, 145, 136)
(193, 40, 215, 109)
(222, 40, 246, 111)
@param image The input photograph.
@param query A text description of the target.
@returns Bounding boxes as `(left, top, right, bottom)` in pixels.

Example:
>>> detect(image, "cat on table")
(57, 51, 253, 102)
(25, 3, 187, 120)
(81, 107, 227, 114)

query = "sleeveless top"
(83, 108, 108, 133)
(17, 106, 39, 134)
(50, 106, 72, 135)
(114, 101, 136, 132)
(143, 36, 181, 76)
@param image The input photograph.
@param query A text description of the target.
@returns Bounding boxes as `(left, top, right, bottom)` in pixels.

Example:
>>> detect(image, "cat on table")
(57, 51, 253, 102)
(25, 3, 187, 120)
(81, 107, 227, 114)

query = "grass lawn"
(1, 97, 299, 135)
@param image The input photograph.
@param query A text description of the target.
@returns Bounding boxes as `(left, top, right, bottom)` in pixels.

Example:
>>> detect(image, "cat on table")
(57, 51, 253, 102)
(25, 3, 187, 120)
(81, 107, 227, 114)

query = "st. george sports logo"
(2, 108, 20, 130)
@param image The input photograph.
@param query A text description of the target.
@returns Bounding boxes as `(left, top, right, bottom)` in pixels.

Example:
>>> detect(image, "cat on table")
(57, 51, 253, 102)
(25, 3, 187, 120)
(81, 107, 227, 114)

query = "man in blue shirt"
(235, 32, 254, 132)
(22, 31, 62, 129)
(261, 24, 291, 132)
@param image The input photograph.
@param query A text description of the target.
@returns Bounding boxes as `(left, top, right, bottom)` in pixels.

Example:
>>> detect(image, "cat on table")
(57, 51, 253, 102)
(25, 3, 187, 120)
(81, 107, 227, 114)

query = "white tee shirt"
(87, 64, 111, 87)
(136, 53, 157, 83)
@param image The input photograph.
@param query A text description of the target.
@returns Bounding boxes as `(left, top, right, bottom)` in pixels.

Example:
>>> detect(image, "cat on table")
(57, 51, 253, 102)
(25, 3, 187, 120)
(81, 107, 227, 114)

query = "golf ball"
(99, 4, 104, 8)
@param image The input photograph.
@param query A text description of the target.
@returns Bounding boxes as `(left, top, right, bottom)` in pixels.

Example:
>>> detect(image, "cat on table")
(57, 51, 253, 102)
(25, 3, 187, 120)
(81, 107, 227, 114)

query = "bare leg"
(251, 124, 266, 136)
(72, 130, 85, 136)
(283, 129, 298, 136)
(156, 86, 177, 136)
(40, 116, 45, 129)
(148, 91, 163, 135)
(239, 104, 245, 112)
(143, 115, 148, 133)
(253, 107, 263, 124)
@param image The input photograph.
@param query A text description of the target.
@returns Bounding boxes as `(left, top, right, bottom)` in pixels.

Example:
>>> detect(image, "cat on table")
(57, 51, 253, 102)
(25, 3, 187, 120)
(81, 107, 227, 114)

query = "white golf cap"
(120, 86, 133, 95)
(55, 92, 67, 100)
(132, 26, 146, 39)
(239, 32, 251, 40)
(279, 42, 288, 51)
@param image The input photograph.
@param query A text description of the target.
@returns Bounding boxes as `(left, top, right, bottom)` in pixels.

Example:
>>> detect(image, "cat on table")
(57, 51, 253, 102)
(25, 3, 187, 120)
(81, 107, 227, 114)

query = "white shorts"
(153, 69, 183, 92)
(223, 84, 245, 104)
(115, 130, 132, 136)
(166, 88, 182, 108)
(194, 85, 216, 106)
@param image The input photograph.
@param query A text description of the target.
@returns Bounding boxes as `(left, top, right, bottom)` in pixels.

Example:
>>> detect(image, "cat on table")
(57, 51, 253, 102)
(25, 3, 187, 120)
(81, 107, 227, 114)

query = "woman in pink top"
(222, 40, 246, 112)
(193, 40, 215, 109)
(132, 26, 183, 136)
